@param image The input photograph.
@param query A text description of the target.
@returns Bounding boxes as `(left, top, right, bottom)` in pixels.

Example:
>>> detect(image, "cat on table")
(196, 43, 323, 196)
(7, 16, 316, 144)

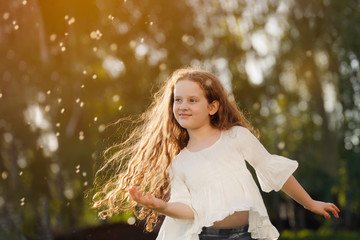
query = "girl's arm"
(281, 175, 340, 219)
(128, 186, 194, 219)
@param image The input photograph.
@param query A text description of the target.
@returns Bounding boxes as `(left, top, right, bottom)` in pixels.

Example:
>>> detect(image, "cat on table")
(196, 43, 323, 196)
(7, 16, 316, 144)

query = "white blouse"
(156, 126, 298, 240)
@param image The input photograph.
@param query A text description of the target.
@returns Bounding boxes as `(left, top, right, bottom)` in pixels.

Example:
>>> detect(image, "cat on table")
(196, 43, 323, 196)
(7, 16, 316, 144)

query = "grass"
(279, 229, 360, 240)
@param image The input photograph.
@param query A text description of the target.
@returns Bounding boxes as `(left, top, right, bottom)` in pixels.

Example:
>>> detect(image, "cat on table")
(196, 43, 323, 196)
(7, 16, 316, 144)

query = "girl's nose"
(179, 102, 188, 110)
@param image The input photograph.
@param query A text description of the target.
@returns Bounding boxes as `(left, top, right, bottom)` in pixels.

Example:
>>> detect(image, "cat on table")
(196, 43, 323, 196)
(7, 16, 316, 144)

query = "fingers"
(322, 202, 340, 219)
(128, 186, 156, 208)
(325, 203, 340, 218)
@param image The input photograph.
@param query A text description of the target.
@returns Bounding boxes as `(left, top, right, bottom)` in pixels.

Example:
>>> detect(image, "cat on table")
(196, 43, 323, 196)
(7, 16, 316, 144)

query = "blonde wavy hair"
(92, 66, 257, 232)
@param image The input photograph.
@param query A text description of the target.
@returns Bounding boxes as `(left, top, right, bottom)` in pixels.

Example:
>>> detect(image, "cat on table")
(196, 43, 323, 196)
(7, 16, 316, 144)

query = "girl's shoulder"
(171, 149, 186, 165)
(226, 125, 252, 137)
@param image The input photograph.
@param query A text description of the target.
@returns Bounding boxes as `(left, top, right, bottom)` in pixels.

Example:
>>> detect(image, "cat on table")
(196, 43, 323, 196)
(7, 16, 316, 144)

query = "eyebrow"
(174, 95, 200, 98)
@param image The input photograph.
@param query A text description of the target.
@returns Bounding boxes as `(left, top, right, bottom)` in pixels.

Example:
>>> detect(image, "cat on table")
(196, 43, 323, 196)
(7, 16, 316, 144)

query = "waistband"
(200, 224, 249, 235)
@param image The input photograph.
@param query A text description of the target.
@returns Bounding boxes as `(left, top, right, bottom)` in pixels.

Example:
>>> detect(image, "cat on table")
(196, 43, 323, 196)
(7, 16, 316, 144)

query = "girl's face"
(173, 79, 218, 131)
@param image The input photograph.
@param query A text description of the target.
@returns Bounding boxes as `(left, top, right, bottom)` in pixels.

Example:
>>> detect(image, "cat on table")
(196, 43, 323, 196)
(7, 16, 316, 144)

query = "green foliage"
(280, 229, 360, 240)
(0, 0, 359, 238)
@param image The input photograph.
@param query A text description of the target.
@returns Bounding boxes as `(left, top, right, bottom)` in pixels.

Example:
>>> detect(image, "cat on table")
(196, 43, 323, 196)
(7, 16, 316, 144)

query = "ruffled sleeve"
(168, 160, 194, 209)
(236, 126, 298, 193)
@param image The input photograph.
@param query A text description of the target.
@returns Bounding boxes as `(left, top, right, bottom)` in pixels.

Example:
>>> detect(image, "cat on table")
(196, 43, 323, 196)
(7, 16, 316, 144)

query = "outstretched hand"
(128, 186, 168, 212)
(306, 200, 340, 219)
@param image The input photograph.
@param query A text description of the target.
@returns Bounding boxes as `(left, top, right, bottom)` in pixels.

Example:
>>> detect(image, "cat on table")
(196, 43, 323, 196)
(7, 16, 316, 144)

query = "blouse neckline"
(184, 130, 224, 153)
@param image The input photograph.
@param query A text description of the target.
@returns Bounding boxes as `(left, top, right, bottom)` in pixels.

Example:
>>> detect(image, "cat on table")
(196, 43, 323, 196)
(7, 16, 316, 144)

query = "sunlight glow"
(38, 132, 59, 156)
(322, 82, 336, 113)
(102, 56, 125, 78)
(245, 54, 263, 85)
(24, 104, 51, 130)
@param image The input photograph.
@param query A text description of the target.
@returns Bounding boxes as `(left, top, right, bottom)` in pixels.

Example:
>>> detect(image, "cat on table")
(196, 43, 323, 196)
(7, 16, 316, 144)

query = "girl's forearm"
(281, 175, 340, 218)
(281, 175, 314, 210)
(128, 186, 194, 219)
(159, 202, 195, 219)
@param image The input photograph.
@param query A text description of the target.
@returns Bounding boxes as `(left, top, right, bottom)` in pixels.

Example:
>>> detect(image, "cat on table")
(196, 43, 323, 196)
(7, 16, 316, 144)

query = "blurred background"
(0, 0, 359, 239)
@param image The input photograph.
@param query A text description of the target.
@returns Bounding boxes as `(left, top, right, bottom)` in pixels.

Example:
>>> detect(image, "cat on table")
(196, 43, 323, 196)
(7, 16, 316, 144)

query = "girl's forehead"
(174, 79, 205, 96)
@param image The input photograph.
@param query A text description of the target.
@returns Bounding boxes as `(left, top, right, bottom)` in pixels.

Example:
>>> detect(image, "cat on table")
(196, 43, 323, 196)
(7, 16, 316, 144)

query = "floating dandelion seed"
(0, 93, 2, 98)
(149, 21, 154, 26)
(50, 34, 57, 41)
(76, 98, 80, 103)
(98, 124, 106, 133)
(82, 172, 87, 177)
(64, 32, 69, 37)
(3, 12, 10, 20)
(44, 105, 51, 112)
(118, 106, 123, 111)
(127, 217, 136, 225)
(20, 197, 25, 206)
(159, 63, 167, 71)
(76, 165, 80, 169)
(82, 70, 87, 75)
(57, 98, 62, 103)
(1, 171, 8, 180)
(92, 74, 97, 79)
(93, 47, 97, 52)
(56, 122, 60, 127)
(46, 90, 51, 95)
(108, 14, 114, 20)
(112, 95, 120, 102)
(61, 46, 66, 52)
(94, 117, 98, 122)
(90, 32, 96, 39)
(90, 30, 102, 40)
(79, 131, 84, 140)
(205, 79, 212, 87)
(80, 102, 84, 107)
(81, 84, 85, 88)
(56, 132, 60, 137)
(12, 20, 17, 25)
(68, 17, 75, 25)
(110, 43, 117, 51)
(64, 15, 69, 20)
(22, 0, 27, 5)
(60, 108, 65, 114)
(14, 25, 19, 30)
(59, 42, 64, 47)
(129, 40, 136, 49)
(140, 38, 144, 43)
(19, 171, 23, 176)
(83, 181, 88, 186)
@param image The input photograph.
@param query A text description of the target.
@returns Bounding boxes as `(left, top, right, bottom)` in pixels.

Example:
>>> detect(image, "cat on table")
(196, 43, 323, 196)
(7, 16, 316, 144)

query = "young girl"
(92, 67, 340, 240)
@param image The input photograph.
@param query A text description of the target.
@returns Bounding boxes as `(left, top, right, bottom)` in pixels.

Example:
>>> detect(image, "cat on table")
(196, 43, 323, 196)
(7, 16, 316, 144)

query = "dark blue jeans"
(198, 225, 255, 240)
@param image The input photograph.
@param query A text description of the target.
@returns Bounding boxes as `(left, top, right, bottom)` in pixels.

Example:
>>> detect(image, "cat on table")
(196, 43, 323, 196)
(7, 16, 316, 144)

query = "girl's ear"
(208, 100, 220, 115)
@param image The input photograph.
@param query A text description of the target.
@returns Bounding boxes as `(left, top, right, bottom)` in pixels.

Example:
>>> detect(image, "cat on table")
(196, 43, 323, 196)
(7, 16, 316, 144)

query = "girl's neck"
(186, 126, 221, 151)
(187, 125, 219, 141)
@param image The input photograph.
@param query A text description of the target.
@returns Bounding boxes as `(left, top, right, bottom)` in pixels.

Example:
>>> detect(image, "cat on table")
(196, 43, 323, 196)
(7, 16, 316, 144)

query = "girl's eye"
(189, 99, 196, 103)
(175, 98, 182, 102)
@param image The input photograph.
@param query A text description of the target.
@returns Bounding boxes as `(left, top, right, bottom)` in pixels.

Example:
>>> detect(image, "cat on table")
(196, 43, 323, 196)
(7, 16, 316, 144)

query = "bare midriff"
(211, 211, 249, 228)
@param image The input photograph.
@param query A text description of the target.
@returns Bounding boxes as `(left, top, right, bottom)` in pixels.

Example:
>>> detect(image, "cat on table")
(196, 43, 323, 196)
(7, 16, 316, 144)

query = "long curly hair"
(92, 66, 257, 232)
